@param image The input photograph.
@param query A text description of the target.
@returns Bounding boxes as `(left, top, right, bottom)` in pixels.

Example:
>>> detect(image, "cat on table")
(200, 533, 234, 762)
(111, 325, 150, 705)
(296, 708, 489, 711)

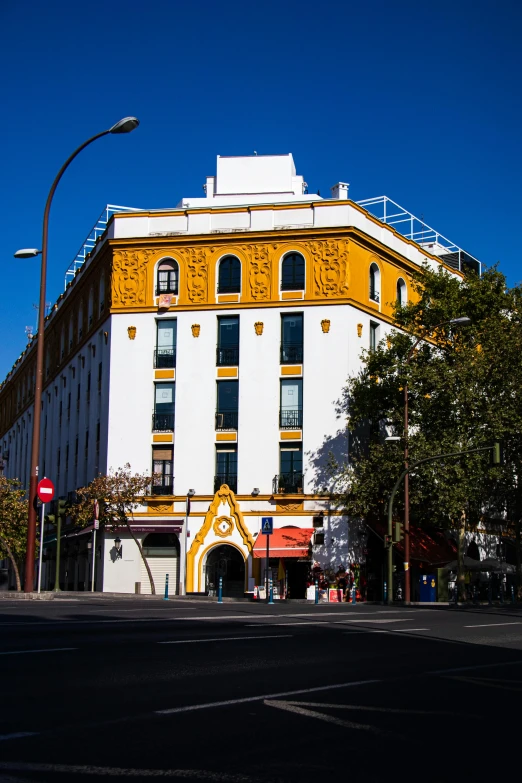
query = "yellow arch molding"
(186, 484, 255, 593)
(196, 540, 248, 593)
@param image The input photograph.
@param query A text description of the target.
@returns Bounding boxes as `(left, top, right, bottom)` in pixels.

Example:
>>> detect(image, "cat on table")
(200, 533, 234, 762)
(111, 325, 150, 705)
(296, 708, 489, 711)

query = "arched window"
(156, 259, 179, 296)
(218, 256, 241, 294)
(396, 278, 407, 306)
(369, 263, 380, 303)
(281, 253, 305, 291)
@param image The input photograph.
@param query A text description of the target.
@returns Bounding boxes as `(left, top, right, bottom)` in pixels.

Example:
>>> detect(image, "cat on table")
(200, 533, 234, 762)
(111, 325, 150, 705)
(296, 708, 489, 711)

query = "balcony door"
(217, 316, 239, 366)
(216, 380, 239, 430)
(156, 319, 177, 368)
(280, 379, 302, 429)
(154, 383, 175, 431)
(279, 444, 303, 492)
(281, 314, 303, 364)
(152, 447, 173, 495)
(215, 446, 237, 492)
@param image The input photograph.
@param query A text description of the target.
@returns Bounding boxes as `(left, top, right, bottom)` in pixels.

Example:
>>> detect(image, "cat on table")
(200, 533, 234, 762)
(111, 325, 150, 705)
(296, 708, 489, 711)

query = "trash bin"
(419, 573, 436, 602)
(0, 567, 9, 592)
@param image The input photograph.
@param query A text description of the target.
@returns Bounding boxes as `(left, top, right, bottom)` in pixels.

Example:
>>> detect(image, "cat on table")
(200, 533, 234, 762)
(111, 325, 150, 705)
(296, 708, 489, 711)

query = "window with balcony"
(274, 443, 303, 494)
(370, 321, 379, 351)
(216, 380, 238, 430)
(156, 258, 179, 295)
(217, 316, 239, 366)
(152, 446, 174, 495)
(155, 319, 177, 368)
(152, 383, 175, 431)
(215, 446, 237, 493)
(218, 256, 241, 294)
(370, 263, 380, 303)
(397, 278, 407, 307)
(280, 379, 303, 429)
(281, 252, 305, 291)
(281, 313, 303, 364)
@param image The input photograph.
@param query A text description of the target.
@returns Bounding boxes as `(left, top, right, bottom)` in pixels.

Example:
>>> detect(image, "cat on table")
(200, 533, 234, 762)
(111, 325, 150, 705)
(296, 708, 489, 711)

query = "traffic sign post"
(261, 517, 273, 604)
(91, 500, 99, 592)
(36, 479, 54, 594)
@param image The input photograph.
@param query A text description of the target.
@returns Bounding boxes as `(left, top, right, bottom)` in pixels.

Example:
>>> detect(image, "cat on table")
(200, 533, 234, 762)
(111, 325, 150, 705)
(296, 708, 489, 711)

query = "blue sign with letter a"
(261, 517, 273, 535)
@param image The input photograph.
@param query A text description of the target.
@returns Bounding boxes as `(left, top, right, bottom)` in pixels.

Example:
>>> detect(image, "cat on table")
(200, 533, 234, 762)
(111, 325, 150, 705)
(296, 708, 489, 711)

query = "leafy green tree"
(0, 477, 29, 592)
(70, 465, 155, 594)
(334, 265, 522, 598)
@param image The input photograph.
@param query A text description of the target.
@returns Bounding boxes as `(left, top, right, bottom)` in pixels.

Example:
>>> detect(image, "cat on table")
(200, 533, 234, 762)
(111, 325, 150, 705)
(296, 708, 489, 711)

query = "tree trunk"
(456, 509, 466, 603)
(124, 520, 156, 595)
(0, 536, 21, 592)
(516, 518, 521, 601)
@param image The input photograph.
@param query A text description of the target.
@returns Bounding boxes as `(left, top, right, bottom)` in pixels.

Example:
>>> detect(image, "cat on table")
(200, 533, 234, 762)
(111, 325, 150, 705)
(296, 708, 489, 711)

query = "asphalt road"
(1, 598, 522, 782)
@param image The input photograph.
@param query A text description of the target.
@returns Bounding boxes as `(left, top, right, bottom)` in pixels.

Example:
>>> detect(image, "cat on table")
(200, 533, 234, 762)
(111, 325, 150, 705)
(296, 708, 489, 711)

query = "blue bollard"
(352, 585, 357, 604)
(383, 580, 387, 603)
(268, 576, 274, 605)
(315, 579, 319, 605)
(164, 573, 169, 601)
(218, 576, 223, 604)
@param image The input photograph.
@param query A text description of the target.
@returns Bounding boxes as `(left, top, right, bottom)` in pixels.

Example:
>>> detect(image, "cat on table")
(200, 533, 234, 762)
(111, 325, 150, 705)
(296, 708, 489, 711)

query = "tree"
(333, 265, 522, 598)
(70, 465, 155, 594)
(0, 477, 29, 592)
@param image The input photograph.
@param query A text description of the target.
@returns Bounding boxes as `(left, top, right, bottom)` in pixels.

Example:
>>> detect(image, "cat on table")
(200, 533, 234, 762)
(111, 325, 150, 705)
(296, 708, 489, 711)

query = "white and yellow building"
(0, 154, 477, 597)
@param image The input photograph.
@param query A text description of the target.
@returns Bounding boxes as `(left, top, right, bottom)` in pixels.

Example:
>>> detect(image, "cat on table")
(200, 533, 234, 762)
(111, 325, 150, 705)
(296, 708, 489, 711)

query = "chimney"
(203, 176, 215, 199)
(330, 182, 349, 200)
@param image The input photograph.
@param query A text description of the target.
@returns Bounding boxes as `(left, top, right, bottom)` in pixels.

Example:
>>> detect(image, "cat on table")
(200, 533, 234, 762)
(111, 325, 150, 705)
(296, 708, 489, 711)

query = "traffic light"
(45, 513, 56, 525)
(393, 522, 404, 543)
(57, 498, 67, 521)
(491, 441, 504, 466)
(384, 534, 392, 548)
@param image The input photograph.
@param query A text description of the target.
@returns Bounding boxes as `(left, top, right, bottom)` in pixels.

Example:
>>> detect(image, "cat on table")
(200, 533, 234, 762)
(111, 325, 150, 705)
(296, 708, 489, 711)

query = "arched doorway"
(204, 544, 245, 598)
(140, 533, 180, 596)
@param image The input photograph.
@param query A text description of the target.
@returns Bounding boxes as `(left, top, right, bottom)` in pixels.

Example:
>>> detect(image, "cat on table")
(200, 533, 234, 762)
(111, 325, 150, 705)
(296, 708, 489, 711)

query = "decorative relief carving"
(357, 323, 363, 337)
(276, 500, 304, 512)
(321, 319, 330, 333)
(191, 324, 200, 338)
(309, 240, 349, 298)
(246, 245, 271, 301)
(254, 321, 264, 336)
(182, 248, 208, 303)
(112, 250, 150, 307)
(127, 326, 136, 340)
(213, 516, 234, 538)
(147, 502, 172, 514)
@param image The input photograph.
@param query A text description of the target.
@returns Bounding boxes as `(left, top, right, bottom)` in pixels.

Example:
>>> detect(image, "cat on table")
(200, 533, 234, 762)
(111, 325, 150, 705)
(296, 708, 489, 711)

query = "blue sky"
(1, 0, 520, 379)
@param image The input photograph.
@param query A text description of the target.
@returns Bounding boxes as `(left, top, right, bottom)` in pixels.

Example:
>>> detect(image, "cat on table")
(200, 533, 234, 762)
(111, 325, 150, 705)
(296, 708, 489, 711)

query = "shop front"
(252, 526, 314, 599)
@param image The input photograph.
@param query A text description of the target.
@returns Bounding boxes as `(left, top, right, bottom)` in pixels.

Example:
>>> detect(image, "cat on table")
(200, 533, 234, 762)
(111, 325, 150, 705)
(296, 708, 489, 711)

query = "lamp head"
(450, 317, 472, 326)
(14, 248, 41, 259)
(385, 436, 401, 442)
(252, 488, 260, 496)
(187, 489, 196, 497)
(109, 116, 140, 134)
(114, 536, 122, 551)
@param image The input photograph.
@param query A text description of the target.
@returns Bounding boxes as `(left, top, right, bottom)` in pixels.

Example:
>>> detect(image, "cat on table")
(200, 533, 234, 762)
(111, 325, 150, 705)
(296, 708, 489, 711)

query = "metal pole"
(23, 128, 115, 593)
(268, 575, 274, 605)
(37, 502, 45, 594)
(265, 533, 270, 604)
(53, 513, 62, 592)
(164, 573, 169, 601)
(218, 575, 223, 604)
(315, 579, 319, 604)
(404, 383, 410, 603)
(91, 527, 96, 592)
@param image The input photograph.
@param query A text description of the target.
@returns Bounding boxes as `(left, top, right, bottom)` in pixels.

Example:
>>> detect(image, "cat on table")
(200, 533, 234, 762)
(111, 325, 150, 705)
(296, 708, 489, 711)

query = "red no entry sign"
(37, 477, 55, 503)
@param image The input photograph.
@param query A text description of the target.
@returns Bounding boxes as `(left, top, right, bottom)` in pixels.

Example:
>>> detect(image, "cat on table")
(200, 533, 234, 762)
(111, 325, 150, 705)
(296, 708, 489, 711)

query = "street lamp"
(16, 117, 139, 593)
(392, 316, 471, 605)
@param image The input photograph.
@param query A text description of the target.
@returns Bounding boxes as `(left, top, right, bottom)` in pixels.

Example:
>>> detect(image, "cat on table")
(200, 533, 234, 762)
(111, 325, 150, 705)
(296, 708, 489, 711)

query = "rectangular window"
(281, 314, 303, 364)
(67, 392, 71, 421)
(370, 322, 379, 352)
(85, 430, 89, 462)
(96, 421, 100, 455)
(153, 383, 175, 431)
(57, 448, 61, 478)
(217, 316, 239, 366)
(216, 380, 238, 430)
(74, 437, 78, 467)
(98, 362, 102, 393)
(86, 371, 91, 403)
(152, 446, 174, 495)
(277, 443, 303, 493)
(76, 383, 81, 412)
(155, 319, 177, 368)
(215, 446, 237, 493)
(59, 400, 63, 427)
(280, 379, 303, 429)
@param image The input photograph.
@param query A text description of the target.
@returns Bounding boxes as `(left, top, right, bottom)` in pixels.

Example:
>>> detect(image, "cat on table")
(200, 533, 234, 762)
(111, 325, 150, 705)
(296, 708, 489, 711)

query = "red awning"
(368, 521, 456, 566)
(253, 527, 314, 559)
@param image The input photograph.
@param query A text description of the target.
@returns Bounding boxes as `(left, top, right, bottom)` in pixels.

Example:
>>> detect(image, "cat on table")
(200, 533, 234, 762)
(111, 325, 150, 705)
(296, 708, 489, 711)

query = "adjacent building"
(0, 153, 477, 598)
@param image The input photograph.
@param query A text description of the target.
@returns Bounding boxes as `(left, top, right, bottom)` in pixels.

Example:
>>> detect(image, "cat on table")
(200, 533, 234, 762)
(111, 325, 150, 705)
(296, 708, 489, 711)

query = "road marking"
(427, 659, 522, 675)
(244, 622, 325, 627)
(337, 618, 413, 624)
(0, 762, 254, 780)
(156, 678, 380, 715)
(389, 628, 430, 632)
(276, 700, 468, 716)
(0, 733, 39, 742)
(159, 635, 292, 644)
(264, 700, 400, 738)
(463, 622, 522, 628)
(0, 647, 76, 656)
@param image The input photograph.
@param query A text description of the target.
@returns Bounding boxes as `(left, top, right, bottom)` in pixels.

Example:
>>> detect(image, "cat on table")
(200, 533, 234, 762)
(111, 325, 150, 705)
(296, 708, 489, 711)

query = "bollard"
(512, 585, 515, 604)
(500, 583, 504, 605)
(218, 575, 223, 603)
(351, 585, 356, 604)
(315, 579, 319, 605)
(383, 580, 387, 603)
(268, 576, 274, 605)
(164, 573, 169, 601)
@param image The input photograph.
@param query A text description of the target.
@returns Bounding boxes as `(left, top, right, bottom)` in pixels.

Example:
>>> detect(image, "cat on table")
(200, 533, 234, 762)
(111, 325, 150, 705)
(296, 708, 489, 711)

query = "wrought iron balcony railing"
(152, 412, 175, 432)
(154, 348, 176, 369)
(215, 411, 239, 431)
(214, 474, 237, 493)
(272, 472, 304, 494)
(218, 282, 240, 294)
(155, 281, 178, 296)
(151, 478, 174, 496)
(216, 346, 239, 366)
(279, 409, 303, 429)
(280, 343, 303, 364)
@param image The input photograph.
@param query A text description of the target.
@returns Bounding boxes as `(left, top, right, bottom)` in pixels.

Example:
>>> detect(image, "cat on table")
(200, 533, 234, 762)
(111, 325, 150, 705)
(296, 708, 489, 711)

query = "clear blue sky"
(1, 0, 520, 379)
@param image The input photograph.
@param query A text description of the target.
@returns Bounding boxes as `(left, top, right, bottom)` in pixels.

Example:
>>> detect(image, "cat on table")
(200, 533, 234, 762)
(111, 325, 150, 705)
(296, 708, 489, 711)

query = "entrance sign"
(37, 478, 55, 503)
(261, 517, 273, 535)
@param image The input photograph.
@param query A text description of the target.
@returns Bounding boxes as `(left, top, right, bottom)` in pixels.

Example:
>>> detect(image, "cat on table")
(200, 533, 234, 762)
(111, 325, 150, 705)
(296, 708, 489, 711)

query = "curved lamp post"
(15, 117, 139, 592)
(389, 316, 472, 605)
